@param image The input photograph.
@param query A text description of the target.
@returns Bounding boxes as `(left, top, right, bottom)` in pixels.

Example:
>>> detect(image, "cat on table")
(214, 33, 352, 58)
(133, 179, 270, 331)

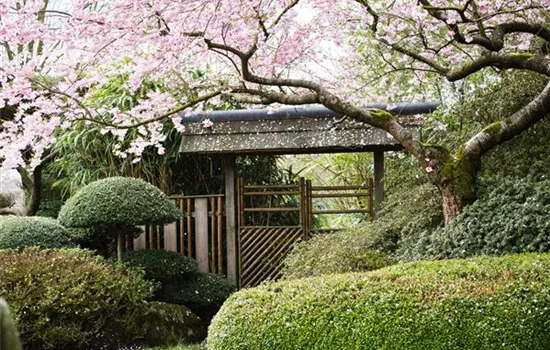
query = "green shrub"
(141, 301, 205, 347)
(165, 273, 236, 307)
(0, 216, 72, 249)
(165, 273, 236, 326)
(0, 248, 156, 349)
(282, 230, 394, 279)
(123, 249, 198, 281)
(58, 177, 180, 228)
(410, 177, 550, 259)
(208, 253, 550, 350)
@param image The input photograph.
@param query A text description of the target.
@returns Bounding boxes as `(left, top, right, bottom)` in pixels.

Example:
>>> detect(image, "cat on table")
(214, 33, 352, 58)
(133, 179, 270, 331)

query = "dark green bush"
(0, 248, 155, 350)
(141, 301, 205, 347)
(165, 273, 236, 307)
(0, 216, 72, 249)
(409, 177, 550, 259)
(165, 273, 236, 326)
(123, 249, 197, 280)
(282, 230, 394, 279)
(208, 253, 550, 350)
(58, 176, 180, 228)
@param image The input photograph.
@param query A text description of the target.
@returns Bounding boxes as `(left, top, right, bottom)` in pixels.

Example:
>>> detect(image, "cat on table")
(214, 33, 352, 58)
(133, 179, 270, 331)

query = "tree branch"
(464, 80, 550, 160)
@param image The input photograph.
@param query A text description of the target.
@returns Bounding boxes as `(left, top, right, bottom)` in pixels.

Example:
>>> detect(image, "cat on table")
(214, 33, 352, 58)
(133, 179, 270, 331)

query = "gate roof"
(178, 102, 439, 155)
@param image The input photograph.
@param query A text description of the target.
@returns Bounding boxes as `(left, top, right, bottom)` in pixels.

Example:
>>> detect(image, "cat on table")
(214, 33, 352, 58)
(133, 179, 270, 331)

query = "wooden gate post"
(374, 150, 385, 213)
(224, 155, 238, 285)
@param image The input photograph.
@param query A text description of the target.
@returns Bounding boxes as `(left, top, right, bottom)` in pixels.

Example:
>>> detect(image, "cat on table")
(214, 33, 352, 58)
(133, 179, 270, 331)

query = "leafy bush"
(165, 273, 236, 326)
(141, 301, 205, 347)
(165, 273, 236, 307)
(58, 176, 180, 228)
(123, 249, 197, 280)
(282, 230, 394, 279)
(0, 248, 156, 349)
(208, 253, 550, 350)
(408, 177, 550, 259)
(0, 216, 72, 249)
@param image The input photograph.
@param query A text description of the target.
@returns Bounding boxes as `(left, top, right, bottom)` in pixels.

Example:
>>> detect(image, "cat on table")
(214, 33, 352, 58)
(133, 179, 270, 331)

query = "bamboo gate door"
(237, 177, 374, 288)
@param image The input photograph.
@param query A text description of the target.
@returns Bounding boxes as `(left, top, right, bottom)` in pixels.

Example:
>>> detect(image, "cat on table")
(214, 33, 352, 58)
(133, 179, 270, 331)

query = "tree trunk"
(440, 184, 467, 227)
(117, 231, 124, 262)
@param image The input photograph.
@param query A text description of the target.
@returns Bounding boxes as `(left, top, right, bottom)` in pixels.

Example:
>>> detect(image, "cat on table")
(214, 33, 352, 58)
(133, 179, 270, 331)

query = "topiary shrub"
(208, 253, 550, 350)
(0, 248, 156, 350)
(165, 273, 236, 325)
(409, 177, 550, 259)
(140, 301, 205, 347)
(282, 229, 394, 279)
(123, 249, 197, 281)
(0, 216, 72, 249)
(58, 177, 180, 260)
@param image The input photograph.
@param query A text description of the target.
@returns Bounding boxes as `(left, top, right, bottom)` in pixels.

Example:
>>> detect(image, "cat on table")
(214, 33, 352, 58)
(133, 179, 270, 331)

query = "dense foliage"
(0, 248, 155, 350)
(282, 230, 394, 279)
(408, 177, 550, 259)
(141, 301, 205, 347)
(209, 253, 550, 350)
(165, 273, 236, 307)
(123, 249, 198, 281)
(58, 177, 180, 228)
(0, 216, 72, 249)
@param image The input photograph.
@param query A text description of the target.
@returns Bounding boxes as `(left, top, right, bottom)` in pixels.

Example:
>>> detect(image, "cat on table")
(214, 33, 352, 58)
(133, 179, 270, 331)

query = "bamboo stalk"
(217, 196, 223, 274)
(179, 198, 185, 255)
(187, 198, 192, 257)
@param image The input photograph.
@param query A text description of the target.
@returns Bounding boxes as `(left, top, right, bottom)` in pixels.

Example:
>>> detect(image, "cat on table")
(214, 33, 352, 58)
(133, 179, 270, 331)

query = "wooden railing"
(133, 194, 226, 275)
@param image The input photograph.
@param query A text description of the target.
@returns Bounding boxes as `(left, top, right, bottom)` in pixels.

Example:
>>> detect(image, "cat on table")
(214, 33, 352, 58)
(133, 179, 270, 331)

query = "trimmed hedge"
(0, 216, 72, 249)
(0, 248, 155, 349)
(123, 249, 197, 281)
(208, 253, 550, 350)
(58, 177, 180, 228)
(141, 301, 205, 347)
(282, 230, 394, 279)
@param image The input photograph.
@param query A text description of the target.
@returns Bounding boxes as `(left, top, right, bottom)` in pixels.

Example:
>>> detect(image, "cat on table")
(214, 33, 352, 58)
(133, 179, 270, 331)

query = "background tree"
(1, 1, 549, 225)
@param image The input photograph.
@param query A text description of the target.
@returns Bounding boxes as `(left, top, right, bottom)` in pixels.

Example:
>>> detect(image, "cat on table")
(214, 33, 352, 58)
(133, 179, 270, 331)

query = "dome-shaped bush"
(208, 253, 550, 350)
(58, 177, 180, 260)
(58, 177, 180, 228)
(0, 248, 155, 349)
(0, 216, 72, 249)
(123, 249, 197, 281)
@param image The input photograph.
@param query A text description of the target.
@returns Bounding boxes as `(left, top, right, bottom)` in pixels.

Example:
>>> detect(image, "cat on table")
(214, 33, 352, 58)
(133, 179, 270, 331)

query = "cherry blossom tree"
(1, 0, 549, 225)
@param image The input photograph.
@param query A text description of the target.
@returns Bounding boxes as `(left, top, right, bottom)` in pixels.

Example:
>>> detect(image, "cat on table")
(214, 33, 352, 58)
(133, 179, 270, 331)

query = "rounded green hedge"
(123, 249, 197, 281)
(58, 177, 180, 228)
(208, 253, 550, 350)
(282, 229, 394, 279)
(0, 216, 72, 249)
(0, 248, 155, 349)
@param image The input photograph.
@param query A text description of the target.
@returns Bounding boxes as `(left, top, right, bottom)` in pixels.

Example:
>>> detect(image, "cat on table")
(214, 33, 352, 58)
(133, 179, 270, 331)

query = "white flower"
(202, 118, 214, 129)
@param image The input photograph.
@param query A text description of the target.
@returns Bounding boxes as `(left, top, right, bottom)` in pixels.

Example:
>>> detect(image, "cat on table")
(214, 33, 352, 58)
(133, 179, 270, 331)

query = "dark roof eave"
(180, 102, 440, 123)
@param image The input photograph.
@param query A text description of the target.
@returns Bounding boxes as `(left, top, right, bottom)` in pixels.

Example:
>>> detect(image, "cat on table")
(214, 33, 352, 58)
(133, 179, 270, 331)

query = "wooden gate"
(238, 177, 373, 288)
